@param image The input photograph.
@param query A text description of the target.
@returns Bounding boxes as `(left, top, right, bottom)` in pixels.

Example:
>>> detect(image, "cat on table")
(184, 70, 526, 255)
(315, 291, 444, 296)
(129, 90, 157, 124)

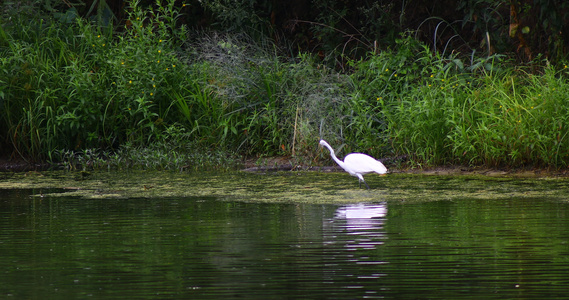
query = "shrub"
(0, 0, 188, 160)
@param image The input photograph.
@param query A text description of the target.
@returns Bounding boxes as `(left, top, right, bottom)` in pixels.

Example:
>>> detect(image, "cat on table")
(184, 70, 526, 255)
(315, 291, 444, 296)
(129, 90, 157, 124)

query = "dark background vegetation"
(7, 0, 568, 63)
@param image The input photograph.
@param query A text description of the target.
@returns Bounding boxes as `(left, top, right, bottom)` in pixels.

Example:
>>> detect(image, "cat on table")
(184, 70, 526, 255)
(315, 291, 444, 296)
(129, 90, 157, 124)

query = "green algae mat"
(2, 170, 569, 203)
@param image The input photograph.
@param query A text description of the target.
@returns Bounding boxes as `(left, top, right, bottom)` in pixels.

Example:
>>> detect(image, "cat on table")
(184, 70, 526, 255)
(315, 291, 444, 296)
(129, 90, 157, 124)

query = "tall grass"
(446, 66, 569, 167)
(374, 44, 569, 169)
(0, 1, 359, 166)
(2, 1, 569, 170)
(174, 33, 356, 158)
(1, 0, 187, 160)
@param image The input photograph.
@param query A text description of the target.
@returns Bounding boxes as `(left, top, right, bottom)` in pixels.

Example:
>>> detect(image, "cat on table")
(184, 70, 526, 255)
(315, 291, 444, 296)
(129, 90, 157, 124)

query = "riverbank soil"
(1, 154, 568, 177)
(239, 157, 569, 178)
(0, 156, 47, 172)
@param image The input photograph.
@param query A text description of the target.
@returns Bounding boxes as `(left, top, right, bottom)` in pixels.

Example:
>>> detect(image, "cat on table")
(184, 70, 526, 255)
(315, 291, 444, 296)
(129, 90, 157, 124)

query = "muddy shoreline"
(0, 157, 51, 172)
(1, 155, 568, 178)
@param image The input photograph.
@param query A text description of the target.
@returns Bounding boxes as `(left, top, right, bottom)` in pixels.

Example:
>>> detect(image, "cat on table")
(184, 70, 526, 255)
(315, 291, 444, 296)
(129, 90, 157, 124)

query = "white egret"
(319, 140, 387, 189)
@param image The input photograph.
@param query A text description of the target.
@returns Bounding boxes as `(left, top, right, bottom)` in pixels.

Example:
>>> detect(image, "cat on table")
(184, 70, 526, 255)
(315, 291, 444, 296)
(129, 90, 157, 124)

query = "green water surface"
(2, 171, 569, 299)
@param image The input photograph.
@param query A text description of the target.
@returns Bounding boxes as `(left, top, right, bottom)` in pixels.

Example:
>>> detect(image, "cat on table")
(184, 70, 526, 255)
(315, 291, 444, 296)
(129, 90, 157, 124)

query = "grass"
(446, 66, 569, 167)
(51, 124, 241, 171)
(379, 52, 569, 169)
(1, 2, 569, 170)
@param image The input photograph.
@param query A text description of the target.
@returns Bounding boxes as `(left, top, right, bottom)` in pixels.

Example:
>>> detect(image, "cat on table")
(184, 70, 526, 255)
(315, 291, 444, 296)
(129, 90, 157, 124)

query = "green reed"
(2, 1, 569, 170)
(377, 48, 569, 169)
(1, 0, 187, 160)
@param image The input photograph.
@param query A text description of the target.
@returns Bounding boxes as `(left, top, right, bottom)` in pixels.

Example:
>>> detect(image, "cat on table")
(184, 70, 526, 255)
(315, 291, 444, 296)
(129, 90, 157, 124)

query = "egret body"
(319, 140, 387, 189)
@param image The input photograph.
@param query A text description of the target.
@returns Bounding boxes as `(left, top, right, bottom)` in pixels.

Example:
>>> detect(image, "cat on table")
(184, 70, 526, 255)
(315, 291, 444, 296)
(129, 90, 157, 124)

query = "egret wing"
(343, 153, 387, 175)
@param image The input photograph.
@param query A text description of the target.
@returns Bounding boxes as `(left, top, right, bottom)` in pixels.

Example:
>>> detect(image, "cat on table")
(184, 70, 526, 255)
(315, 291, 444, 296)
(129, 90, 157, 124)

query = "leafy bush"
(0, 0, 187, 160)
(173, 33, 355, 157)
(53, 124, 240, 171)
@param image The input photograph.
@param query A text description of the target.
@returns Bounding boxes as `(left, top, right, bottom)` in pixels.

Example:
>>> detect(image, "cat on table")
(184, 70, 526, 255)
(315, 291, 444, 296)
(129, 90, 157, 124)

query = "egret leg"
(356, 174, 370, 189)
(358, 179, 370, 189)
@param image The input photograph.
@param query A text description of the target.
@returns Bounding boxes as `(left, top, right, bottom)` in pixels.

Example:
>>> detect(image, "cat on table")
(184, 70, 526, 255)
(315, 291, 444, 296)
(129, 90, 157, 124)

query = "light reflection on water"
(2, 189, 569, 298)
(329, 203, 388, 251)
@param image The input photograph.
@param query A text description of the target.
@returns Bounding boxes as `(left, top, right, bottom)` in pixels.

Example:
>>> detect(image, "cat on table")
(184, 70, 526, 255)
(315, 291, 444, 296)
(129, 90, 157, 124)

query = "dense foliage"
(1, 0, 569, 170)
(8, 0, 568, 63)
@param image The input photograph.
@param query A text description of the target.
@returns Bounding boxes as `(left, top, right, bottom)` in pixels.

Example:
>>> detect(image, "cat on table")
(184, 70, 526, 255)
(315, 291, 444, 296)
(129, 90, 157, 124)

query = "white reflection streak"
(322, 203, 390, 286)
(332, 203, 388, 250)
(335, 203, 387, 220)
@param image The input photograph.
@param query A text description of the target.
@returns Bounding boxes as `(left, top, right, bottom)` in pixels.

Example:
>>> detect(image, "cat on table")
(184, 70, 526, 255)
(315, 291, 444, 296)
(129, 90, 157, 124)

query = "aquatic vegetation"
(2, 171, 569, 204)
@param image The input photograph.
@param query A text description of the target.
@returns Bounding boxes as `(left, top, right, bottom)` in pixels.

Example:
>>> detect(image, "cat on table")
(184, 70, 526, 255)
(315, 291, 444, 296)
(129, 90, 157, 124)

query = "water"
(2, 174, 569, 299)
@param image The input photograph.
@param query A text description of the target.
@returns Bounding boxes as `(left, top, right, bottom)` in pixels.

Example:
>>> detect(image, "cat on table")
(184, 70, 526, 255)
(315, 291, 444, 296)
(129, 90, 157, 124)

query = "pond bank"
(240, 156, 569, 178)
(0, 157, 50, 172)
(2, 155, 568, 178)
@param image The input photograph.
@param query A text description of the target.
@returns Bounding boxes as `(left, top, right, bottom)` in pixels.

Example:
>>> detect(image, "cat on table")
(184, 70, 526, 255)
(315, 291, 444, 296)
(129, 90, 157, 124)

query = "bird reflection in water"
(328, 203, 388, 250)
